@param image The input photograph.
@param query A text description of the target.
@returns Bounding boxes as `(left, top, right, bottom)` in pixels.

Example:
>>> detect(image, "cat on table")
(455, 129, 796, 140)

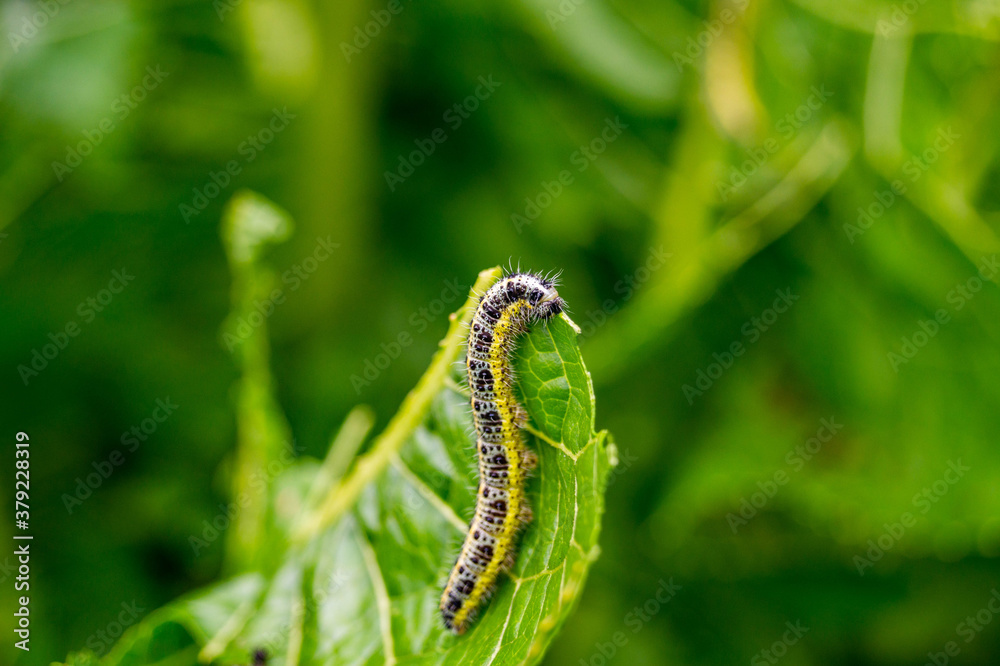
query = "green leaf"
(67, 267, 616, 666)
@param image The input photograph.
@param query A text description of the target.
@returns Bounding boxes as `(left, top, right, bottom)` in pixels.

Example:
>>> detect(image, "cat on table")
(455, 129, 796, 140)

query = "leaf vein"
(355, 531, 397, 666)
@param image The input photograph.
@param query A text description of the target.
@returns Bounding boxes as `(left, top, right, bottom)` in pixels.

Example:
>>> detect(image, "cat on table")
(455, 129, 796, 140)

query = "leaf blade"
(76, 269, 615, 666)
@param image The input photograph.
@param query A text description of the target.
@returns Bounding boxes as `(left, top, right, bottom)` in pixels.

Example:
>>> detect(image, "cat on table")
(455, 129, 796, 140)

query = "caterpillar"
(440, 271, 565, 634)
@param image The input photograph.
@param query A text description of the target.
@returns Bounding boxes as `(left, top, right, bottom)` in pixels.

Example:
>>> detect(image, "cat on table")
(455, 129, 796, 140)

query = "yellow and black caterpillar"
(440, 272, 564, 634)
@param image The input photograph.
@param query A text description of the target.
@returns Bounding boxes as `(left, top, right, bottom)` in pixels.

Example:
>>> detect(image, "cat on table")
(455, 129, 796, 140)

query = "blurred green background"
(3, 0, 1000, 663)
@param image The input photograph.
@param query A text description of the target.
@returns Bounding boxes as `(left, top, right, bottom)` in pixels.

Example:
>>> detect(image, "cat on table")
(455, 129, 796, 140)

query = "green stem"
(301, 405, 375, 516)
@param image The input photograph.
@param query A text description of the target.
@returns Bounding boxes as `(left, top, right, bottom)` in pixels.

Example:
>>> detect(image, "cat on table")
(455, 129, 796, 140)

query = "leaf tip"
(560, 311, 583, 334)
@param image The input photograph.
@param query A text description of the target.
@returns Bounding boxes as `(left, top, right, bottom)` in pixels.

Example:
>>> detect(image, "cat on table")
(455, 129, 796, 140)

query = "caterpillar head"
(526, 278, 563, 320)
(500, 271, 564, 321)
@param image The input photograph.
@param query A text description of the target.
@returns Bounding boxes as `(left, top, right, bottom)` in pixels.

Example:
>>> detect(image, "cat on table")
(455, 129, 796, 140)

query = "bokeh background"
(3, 0, 1000, 663)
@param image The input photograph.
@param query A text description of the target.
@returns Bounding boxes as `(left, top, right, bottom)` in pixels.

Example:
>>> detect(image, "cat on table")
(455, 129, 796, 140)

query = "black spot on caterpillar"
(440, 271, 564, 634)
